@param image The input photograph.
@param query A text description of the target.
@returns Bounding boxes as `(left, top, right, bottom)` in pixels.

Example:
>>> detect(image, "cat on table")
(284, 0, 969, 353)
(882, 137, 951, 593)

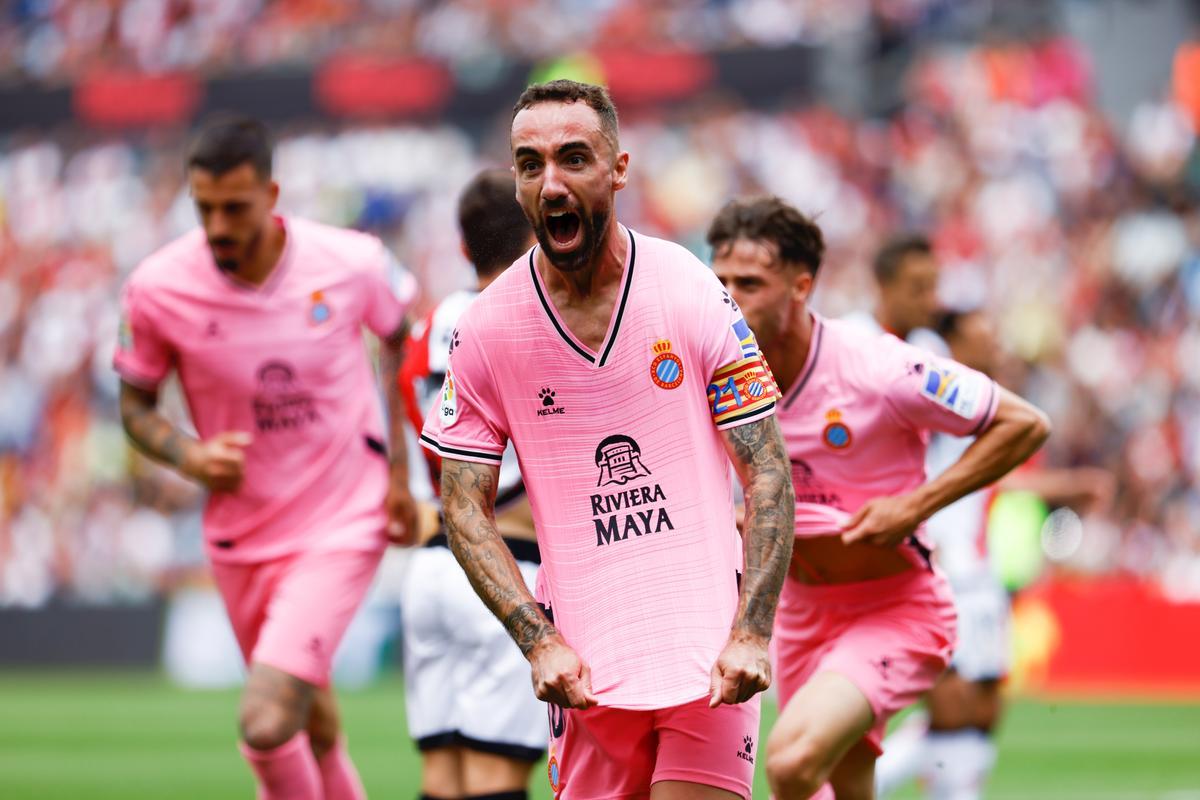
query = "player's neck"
(764, 308, 814, 396)
(234, 218, 287, 287)
(539, 222, 626, 302)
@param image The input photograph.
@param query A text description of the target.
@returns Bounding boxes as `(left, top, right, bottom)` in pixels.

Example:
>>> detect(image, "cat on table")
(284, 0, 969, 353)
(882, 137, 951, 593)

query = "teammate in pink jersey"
(421, 80, 794, 800)
(707, 196, 1050, 800)
(114, 117, 418, 800)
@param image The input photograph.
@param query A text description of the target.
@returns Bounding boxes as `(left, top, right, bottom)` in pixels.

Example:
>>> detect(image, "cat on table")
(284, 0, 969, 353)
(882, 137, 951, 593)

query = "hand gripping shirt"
(114, 217, 417, 563)
(421, 228, 780, 709)
(776, 315, 999, 565)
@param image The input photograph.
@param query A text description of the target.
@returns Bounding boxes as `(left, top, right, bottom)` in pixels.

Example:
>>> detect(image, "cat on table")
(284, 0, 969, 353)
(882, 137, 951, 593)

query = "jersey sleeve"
(693, 272, 781, 430)
(362, 244, 419, 338)
(419, 323, 508, 466)
(112, 278, 173, 389)
(885, 341, 999, 437)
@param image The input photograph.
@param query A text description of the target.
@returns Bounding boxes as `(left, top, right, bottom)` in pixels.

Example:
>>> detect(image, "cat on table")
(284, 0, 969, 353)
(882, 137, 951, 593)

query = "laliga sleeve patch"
(707, 353, 781, 428)
(117, 313, 133, 351)
(920, 363, 984, 419)
(439, 369, 458, 426)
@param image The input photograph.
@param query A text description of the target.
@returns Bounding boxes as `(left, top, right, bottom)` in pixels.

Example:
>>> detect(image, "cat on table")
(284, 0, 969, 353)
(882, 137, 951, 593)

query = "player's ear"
(267, 180, 280, 209)
(460, 240, 471, 262)
(792, 269, 814, 304)
(612, 150, 630, 192)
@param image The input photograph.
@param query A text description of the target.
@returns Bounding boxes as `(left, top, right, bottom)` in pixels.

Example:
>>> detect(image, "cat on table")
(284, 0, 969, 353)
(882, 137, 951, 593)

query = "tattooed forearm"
(722, 415, 794, 639)
(118, 380, 196, 472)
(441, 457, 558, 654)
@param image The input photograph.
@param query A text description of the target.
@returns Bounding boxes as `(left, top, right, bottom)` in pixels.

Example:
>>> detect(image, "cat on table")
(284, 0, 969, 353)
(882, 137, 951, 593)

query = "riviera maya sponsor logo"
(591, 435, 675, 546)
(822, 409, 852, 450)
(252, 360, 319, 432)
(650, 339, 684, 390)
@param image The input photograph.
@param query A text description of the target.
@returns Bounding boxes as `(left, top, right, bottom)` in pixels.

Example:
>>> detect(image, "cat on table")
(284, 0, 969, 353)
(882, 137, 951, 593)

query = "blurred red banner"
(315, 56, 452, 119)
(74, 71, 202, 127)
(594, 48, 715, 106)
(1013, 576, 1200, 696)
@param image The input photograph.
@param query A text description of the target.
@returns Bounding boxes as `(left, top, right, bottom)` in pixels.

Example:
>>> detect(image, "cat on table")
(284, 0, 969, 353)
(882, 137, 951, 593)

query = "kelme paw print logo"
(539, 388, 556, 407)
(736, 734, 755, 763)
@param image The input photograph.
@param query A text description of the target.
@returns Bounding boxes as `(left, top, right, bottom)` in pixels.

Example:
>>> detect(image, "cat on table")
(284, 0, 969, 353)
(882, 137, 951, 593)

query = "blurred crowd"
(3, 29, 1200, 607)
(0, 0, 983, 84)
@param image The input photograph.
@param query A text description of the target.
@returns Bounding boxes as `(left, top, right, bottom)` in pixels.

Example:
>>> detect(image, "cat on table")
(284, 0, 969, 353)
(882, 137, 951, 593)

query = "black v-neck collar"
(783, 314, 824, 410)
(529, 227, 637, 368)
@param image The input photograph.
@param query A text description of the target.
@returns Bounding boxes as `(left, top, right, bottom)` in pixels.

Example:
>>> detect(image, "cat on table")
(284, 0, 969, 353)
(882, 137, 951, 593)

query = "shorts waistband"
(426, 532, 541, 565)
(783, 566, 941, 605)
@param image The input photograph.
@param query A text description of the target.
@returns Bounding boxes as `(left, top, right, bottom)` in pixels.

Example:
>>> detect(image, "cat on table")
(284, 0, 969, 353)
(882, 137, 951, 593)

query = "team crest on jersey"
(440, 370, 458, 425)
(822, 409, 852, 450)
(595, 434, 652, 487)
(649, 339, 684, 390)
(548, 754, 561, 795)
(309, 290, 332, 325)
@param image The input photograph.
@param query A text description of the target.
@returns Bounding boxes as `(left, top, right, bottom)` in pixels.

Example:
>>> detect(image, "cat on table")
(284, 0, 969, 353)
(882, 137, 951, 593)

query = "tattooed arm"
(441, 457, 597, 709)
(709, 414, 794, 707)
(119, 380, 249, 492)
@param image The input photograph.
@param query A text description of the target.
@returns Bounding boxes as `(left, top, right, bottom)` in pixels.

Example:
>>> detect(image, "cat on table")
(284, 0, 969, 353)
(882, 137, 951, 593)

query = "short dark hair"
(512, 79, 620, 150)
(457, 169, 532, 277)
(934, 307, 984, 341)
(187, 116, 273, 179)
(873, 233, 932, 286)
(706, 195, 826, 276)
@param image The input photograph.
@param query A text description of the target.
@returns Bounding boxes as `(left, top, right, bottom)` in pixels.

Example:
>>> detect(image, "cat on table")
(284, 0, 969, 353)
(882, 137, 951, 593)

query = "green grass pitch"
(0, 672, 1197, 799)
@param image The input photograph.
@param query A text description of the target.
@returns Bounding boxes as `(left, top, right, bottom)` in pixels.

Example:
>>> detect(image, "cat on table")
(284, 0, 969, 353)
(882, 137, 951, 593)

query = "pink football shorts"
(773, 568, 957, 755)
(210, 546, 385, 687)
(546, 694, 761, 799)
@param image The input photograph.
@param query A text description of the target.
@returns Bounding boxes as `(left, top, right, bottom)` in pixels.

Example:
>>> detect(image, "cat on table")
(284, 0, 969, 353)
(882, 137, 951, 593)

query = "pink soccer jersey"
(114, 216, 417, 563)
(777, 314, 999, 559)
(421, 227, 780, 710)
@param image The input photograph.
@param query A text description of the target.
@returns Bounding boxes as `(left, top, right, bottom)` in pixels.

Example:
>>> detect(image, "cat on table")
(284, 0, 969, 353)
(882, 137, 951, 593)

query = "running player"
(706, 196, 1050, 800)
(398, 168, 546, 800)
(875, 308, 1113, 800)
(420, 80, 794, 800)
(114, 117, 418, 800)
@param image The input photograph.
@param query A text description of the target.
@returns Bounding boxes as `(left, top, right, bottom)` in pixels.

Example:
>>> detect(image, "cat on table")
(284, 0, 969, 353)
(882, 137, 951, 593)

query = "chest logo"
(538, 387, 565, 417)
(649, 340, 684, 390)
(310, 291, 332, 325)
(822, 409, 852, 450)
(595, 435, 652, 487)
(253, 361, 319, 432)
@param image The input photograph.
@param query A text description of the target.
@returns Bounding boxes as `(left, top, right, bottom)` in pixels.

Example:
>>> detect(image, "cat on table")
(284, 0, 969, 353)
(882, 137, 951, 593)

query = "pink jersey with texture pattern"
(114, 216, 417, 563)
(776, 314, 998, 558)
(421, 227, 780, 710)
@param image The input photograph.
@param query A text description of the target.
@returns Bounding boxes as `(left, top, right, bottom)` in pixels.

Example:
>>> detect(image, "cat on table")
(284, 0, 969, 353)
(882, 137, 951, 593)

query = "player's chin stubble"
(536, 206, 610, 274)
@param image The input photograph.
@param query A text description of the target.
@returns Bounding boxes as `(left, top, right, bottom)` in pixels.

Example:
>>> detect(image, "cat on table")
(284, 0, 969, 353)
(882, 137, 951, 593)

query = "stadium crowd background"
(1, 0, 1199, 616)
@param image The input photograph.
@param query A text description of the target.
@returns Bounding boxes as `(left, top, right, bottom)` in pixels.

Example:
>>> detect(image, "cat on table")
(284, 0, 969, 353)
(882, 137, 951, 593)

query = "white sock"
(925, 729, 997, 800)
(875, 711, 931, 797)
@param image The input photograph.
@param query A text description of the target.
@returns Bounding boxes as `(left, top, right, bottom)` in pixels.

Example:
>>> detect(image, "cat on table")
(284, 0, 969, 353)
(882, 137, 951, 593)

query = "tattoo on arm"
(722, 416, 794, 639)
(441, 458, 557, 655)
(118, 381, 195, 472)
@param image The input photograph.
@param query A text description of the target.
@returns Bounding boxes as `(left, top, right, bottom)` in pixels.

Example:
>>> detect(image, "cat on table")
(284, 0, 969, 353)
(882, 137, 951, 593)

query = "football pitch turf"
(1, 673, 1197, 799)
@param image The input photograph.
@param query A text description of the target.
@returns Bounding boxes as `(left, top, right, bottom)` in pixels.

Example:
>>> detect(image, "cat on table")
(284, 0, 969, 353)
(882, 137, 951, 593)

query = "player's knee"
(239, 703, 302, 751)
(766, 734, 829, 799)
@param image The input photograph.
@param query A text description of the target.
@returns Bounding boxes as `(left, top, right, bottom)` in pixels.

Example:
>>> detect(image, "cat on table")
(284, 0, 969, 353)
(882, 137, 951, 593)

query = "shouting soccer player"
(114, 117, 418, 800)
(398, 169, 547, 800)
(707, 196, 1049, 800)
(420, 80, 794, 800)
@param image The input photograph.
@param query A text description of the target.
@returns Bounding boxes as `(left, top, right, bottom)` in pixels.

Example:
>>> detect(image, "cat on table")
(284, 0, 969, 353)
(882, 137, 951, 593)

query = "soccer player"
(397, 168, 546, 800)
(114, 117, 418, 800)
(875, 308, 1113, 800)
(707, 196, 1050, 800)
(843, 233, 945, 352)
(420, 80, 794, 800)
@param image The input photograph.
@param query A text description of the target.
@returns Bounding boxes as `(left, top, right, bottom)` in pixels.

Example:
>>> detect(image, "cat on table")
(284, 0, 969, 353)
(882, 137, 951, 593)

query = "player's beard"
(209, 228, 262, 273)
(535, 202, 611, 274)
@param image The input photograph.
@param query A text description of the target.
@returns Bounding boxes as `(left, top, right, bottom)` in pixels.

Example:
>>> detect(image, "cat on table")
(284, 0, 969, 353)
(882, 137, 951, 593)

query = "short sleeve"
(362, 244, 418, 337)
(419, 323, 508, 466)
(112, 279, 173, 389)
(886, 343, 999, 438)
(693, 272, 781, 430)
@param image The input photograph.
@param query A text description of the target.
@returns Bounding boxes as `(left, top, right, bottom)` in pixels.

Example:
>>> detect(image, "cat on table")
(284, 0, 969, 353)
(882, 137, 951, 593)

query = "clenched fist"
(183, 431, 251, 492)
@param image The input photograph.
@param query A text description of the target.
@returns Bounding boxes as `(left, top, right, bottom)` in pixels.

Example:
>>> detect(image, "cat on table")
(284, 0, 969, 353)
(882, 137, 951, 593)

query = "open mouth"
(545, 210, 582, 249)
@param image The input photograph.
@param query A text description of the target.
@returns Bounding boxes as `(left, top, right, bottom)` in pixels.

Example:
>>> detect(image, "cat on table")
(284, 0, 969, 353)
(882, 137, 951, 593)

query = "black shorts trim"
(426, 533, 540, 565)
(416, 731, 544, 763)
